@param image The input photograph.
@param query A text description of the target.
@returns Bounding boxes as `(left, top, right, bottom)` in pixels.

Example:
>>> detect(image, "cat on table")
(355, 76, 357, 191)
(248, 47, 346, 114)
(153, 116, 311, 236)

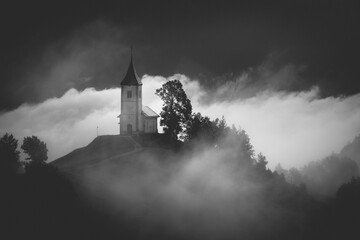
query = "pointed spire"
(120, 45, 142, 86)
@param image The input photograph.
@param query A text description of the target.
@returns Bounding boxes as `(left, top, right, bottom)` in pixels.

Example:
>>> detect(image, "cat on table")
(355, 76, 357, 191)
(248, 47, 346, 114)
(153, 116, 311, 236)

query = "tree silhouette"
(156, 79, 192, 140)
(185, 112, 213, 142)
(296, 154, 359, 196)
(337, 177, 360, 202)
(256, 153, 268, 171)
(275, 163, 288, 176)
(185, 113, 256, 168)
(287, 168, 303, 186)
(0, 133, 20, 176)
(21, 136, 48, 166)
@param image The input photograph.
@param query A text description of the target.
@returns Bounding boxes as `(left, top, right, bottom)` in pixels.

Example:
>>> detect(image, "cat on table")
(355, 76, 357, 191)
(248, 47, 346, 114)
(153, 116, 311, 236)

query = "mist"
(76, 136, 305, 240)
(1, 21, 360, 168)
(1, 74, 360, 169)
(2, 19, 360, 240)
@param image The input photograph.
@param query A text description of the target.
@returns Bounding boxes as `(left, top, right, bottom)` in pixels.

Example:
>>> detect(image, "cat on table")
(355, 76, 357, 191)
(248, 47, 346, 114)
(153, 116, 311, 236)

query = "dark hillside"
(132, 133, 182, 149)
(51, 134, 180, 170)
(51, 135, 135, 169)
(36, 132, 360, 240)
(340, 135, 360, 166)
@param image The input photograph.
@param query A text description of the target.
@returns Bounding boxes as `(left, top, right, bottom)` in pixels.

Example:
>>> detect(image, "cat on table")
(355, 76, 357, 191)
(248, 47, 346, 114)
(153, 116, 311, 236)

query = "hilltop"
(5, 129, 360, 239)
(51, 133, 180, 171)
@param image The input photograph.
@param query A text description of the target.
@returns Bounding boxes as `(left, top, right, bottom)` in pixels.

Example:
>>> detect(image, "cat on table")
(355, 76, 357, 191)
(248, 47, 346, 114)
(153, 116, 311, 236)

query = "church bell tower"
(118, 47, 143, 135)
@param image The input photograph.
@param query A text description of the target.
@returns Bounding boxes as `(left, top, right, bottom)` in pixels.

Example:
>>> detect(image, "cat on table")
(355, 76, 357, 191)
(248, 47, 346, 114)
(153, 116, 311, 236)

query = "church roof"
(142, 105, 159, 118)
(120, 50, 142, 86)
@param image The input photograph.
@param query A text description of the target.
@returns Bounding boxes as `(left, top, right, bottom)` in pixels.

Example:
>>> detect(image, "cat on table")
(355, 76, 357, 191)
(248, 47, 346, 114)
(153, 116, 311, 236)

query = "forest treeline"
(275, 138, 360, 198)
(1, 79, 360, 239)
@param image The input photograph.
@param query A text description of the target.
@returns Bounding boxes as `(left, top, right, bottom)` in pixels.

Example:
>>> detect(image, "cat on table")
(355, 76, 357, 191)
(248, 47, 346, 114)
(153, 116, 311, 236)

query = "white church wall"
(120, 85, 142, 134)
(144, 118, 158, 133)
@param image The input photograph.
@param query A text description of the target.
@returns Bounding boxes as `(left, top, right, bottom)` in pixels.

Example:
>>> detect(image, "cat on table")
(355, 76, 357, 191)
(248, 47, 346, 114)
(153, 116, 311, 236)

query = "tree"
(185, 112, 213, 142)
(287, 168, 303, 186)
(275, 163, 287, 175)
(256, 153, 268, 171)
(0, 133, 20, 176)
(337, 177, 360, 202)
(302, 154, 359, 196)
(212, 116, 230, 143)
(21, 136, 48, 166)
(155, 79, 192, 140)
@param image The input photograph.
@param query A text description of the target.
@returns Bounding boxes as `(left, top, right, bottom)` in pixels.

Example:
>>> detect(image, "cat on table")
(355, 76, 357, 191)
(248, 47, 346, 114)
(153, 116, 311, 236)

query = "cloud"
(1, 72, 360, 169)
(200, 55, 308, 104)
(0, 88, 121, 161)
(3, 20, 130, 111)
(196, 88, 360, 169)
(81, 143, 284, 239)
(141, 73, 360, 169)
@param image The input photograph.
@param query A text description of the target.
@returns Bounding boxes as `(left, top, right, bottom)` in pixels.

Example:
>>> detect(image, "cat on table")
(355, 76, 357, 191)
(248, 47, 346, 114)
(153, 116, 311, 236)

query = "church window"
(127, 91, 132, 98)
(139, 89, 142, 98)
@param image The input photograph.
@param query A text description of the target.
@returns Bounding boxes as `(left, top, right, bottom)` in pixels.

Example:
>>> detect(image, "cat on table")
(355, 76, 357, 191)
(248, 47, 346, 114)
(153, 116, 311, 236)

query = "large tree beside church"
(156, 79, 192, 140)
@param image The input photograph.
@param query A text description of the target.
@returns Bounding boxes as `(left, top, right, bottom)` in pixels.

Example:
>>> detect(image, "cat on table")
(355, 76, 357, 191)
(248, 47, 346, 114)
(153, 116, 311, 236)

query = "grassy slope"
(51, 134, 180, 170)
(49, 133, 180, 222)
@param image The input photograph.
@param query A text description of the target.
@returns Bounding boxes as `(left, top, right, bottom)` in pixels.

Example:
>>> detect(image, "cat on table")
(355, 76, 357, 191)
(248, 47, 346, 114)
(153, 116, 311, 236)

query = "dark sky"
(0, 0, 359, 111)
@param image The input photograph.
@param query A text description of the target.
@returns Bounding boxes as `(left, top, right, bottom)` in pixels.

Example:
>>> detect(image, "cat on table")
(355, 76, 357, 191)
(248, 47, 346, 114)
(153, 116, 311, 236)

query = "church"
(117, 51, 159, 135)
